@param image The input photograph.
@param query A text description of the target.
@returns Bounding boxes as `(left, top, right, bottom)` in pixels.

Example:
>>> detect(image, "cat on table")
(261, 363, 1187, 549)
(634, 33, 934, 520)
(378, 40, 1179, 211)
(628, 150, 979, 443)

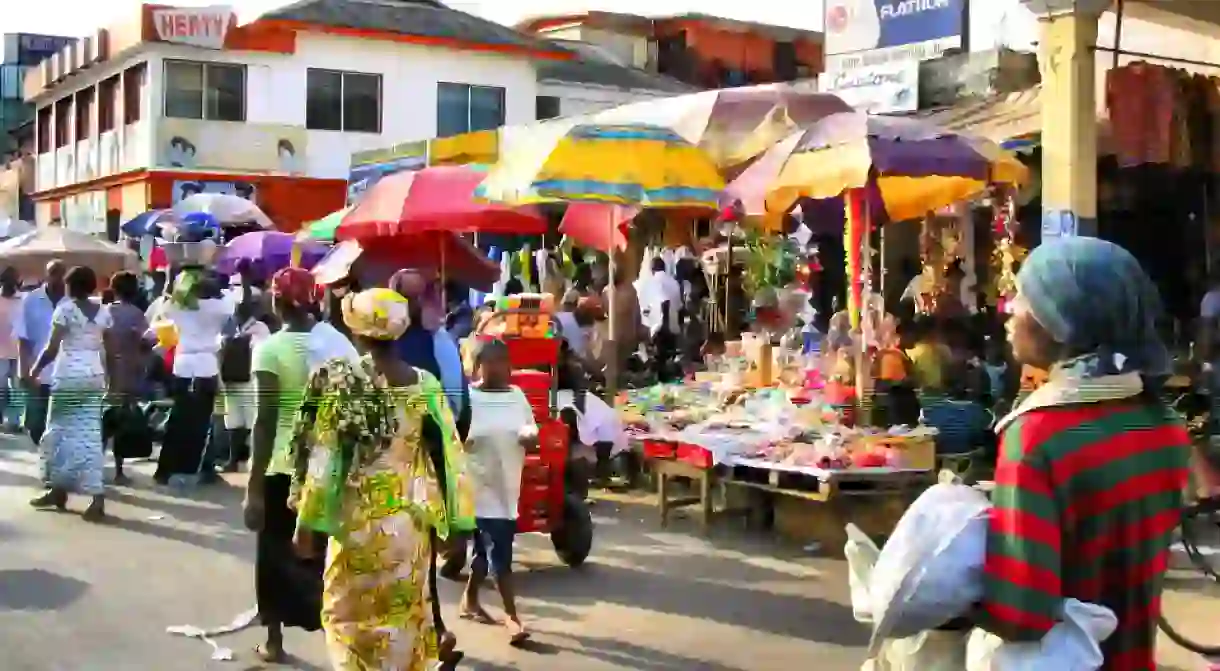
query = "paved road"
(0, 435, 1215, 670)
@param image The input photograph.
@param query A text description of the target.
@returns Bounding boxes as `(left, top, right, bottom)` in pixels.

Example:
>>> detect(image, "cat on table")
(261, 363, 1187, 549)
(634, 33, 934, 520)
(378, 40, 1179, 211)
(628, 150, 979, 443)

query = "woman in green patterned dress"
(289, 287, 473, 671)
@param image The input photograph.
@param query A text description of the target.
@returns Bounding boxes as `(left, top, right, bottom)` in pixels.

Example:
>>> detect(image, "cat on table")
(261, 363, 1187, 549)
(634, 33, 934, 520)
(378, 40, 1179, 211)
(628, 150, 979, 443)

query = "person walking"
(290, 287, 473, 670)
(27, 267, 110, 521)
(101, 272, 151, 484)
(0, 267, 22, 431)
(461, 339, 537, 644)
(153, 271, 234, 485)
(16, 261, 66, 444)
(242, 268, 323, 663)
(218, 299, 270, 472)
(978, 237, 1190, 670)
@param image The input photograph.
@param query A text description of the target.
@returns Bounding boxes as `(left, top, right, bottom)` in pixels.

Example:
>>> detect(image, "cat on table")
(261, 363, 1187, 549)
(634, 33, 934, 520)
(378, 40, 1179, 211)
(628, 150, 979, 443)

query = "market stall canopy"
(894, 86, 1115, 155)
(0, 218, 34, 239)
(728, 112, 1030, 223)
(338, 164, 546, 240)
(173, 193, 274, 229)
(0, 228, 137, 278)
(298, 206, 351, 243)
(478, 123, 724, 208)
(216, 231, 328, 275)
(312, 235, 499, 291)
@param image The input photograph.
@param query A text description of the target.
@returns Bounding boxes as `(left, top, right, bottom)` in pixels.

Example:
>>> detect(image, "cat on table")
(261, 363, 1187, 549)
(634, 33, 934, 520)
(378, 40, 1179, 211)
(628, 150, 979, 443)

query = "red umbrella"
(559, 203, 637, 252)
(336, 164, 547, 241)
(313, 233, 499, 291)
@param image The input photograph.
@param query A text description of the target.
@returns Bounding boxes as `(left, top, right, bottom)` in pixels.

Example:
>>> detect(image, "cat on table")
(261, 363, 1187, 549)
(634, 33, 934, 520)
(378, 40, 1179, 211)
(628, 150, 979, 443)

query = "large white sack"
(868, 483, 992, 655)
(966, 599, 1117, 671)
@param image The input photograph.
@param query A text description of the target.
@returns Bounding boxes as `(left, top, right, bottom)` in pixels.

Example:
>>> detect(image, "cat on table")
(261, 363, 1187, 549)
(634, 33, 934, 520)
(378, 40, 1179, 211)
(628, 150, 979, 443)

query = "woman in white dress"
(27, 266, 110, 521)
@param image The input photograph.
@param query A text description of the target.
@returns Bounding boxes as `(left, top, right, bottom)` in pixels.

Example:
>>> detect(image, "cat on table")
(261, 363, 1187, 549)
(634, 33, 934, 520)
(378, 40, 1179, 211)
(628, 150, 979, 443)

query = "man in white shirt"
(217, 299, 271, 473)
(639, 258, 682, 380)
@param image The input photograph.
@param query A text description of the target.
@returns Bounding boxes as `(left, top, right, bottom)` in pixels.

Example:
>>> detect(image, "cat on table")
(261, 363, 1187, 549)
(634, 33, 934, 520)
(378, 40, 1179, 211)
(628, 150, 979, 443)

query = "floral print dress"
(290, 358, 473, 671)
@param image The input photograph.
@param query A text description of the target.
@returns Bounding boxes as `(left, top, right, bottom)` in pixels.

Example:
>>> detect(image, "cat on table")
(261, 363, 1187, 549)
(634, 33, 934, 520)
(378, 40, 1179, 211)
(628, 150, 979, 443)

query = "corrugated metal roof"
(898, 86, 1042, 147)
(264, 0, 569, 55)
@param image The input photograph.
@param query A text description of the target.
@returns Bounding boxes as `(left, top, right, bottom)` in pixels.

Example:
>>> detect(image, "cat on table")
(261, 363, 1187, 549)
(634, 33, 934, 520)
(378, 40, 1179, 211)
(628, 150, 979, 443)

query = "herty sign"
(152, 6, 235, 50)
(825, 0, 965, 57)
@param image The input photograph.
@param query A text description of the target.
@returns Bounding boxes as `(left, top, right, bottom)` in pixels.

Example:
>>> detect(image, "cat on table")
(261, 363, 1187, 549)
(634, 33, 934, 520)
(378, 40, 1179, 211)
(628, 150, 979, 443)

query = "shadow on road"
(517, 561, 868, 646)
(0, 569, 89, 611)
(537, 633, 742, 671)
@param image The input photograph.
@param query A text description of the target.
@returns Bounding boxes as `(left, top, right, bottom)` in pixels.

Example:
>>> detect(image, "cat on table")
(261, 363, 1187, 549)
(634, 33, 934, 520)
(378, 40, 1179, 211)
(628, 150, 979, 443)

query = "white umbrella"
(0, 219, 34, 239)
(173, 194, 274, 229)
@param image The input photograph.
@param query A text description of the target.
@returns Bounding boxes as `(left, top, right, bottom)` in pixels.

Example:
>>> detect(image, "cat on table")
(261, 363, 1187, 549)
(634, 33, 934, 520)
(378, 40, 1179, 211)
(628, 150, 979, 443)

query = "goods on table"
(744, 426, 937, 472)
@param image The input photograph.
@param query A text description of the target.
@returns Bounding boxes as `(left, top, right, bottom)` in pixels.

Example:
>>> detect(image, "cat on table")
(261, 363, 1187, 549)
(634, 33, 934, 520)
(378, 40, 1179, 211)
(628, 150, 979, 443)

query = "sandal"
(29, 489, 67, 510)
(437, 632, 464, 671)
(82, 498, 105, 523)
(253, 643, 286, 664)
(507, 619, 530, 646)
(458, 606, 497, 625)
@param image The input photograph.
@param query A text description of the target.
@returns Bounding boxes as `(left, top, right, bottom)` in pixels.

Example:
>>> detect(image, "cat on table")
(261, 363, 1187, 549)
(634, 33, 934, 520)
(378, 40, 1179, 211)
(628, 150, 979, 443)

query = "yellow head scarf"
(341, 288, 411, 340)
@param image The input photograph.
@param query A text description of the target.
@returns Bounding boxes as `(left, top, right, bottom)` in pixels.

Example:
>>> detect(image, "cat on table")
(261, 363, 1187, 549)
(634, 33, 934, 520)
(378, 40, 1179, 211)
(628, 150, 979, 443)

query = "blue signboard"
(347, 155, 426, 205)
(8, 33, 77, 66)
(824, 0, 965, 56)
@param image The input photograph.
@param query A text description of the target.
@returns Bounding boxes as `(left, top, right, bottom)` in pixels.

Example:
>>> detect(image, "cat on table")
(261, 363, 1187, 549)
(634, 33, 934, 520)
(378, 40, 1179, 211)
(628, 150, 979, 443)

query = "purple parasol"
(215, 231, 327, 275)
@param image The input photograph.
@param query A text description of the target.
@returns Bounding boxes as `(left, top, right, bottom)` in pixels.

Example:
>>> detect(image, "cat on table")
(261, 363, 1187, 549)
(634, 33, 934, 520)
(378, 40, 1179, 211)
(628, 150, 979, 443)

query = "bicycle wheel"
(1158, 498, 1220, 656)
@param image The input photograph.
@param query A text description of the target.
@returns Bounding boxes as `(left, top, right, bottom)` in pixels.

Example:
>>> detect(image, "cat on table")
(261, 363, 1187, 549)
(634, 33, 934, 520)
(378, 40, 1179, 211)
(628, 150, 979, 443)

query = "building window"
(536, 95, 561, 121)
(436, 82, 505, 138)
(54, 98, 72, 148)
(99, 76, 118, 133)
(36, 106, 51, 154)
(0, 65, 23, 100)
(306, 69, 381, 133)
(123, 63, 146, 125)
(75, 87, 94, 141)
(164, 60, 246, 122)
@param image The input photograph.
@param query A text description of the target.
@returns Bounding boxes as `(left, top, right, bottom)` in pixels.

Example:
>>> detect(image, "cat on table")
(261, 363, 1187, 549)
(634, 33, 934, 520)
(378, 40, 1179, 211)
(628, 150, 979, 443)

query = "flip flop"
(507, 620, 530, 646)
(458, 609, 497, 625)
(253, 644, 286, 664)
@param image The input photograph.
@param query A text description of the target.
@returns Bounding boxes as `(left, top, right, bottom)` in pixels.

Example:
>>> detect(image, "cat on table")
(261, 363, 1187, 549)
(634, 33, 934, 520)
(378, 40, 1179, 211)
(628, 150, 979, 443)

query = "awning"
(899, 87, 1042, 151)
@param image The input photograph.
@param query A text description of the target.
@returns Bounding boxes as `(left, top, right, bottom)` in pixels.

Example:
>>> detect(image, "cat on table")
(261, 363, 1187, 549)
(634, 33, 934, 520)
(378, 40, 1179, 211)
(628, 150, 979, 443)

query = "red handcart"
(471, 298, 593, 567)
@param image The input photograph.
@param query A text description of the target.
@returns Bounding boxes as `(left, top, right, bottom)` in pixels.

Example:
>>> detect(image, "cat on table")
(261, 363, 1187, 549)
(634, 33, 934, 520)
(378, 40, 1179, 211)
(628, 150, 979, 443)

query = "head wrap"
(271, 267, 317, 308)
(1016, 237, 1169, 380)
(342, 288, 411, 340)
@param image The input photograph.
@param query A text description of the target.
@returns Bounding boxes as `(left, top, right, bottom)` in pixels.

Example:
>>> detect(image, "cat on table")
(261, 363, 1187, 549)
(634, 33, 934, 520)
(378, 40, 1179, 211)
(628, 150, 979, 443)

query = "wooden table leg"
(699, 469, 712, 535)
(658, 468, 670, 528)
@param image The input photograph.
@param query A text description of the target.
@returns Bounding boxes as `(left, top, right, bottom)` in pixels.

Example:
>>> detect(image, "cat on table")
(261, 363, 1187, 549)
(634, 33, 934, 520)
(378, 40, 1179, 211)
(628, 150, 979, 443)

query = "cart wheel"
(551, 494, 593, 567)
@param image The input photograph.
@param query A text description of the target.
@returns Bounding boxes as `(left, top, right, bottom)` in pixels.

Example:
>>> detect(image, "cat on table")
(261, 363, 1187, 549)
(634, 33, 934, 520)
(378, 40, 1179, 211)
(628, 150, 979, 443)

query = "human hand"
(292, 527, 315, 559)
(242, 494, 265, 532)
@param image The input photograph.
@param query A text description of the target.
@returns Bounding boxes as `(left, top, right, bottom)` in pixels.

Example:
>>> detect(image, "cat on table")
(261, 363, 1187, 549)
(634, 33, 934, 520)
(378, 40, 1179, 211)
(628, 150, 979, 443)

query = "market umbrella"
(478, 122, 724, 394)
(298, 206, 352, 243)
(216, 231, 328, 275)
(493, 85, 853, 194)
(335, 164, 546, 241)
(0, 228, 137, 278)
(726, 112, 1030, 223)
(121, 209, 179, 238)
(312, 234, 499, 291)
(173, 193, 274, 229)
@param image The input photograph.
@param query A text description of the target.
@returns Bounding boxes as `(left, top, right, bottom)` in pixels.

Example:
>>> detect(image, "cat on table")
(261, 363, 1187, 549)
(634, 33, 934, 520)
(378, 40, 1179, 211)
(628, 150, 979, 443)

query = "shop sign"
(348, 141, 428, 204)
(824, 0, 965, 59)
(172, 180, 258, 206)
(819, 61, 919, 113)
(152, 6, 235, 50)
(9, 33, 77, 66)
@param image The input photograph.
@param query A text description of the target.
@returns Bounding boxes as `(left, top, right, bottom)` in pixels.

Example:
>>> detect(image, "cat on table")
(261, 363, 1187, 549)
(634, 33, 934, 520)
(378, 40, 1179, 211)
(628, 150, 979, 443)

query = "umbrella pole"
(606, 239, 618, 403)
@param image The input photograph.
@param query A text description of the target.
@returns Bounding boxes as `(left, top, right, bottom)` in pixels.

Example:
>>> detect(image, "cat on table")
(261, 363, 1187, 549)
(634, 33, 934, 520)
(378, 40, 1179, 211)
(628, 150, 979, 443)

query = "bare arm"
(30, 325, 65, 381)
(248, 370, 280, 497)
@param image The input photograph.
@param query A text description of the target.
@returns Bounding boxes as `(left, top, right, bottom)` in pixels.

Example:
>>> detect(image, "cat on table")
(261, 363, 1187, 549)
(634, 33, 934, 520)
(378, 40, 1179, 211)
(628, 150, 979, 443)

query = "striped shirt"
(983, 400, 1190, 671)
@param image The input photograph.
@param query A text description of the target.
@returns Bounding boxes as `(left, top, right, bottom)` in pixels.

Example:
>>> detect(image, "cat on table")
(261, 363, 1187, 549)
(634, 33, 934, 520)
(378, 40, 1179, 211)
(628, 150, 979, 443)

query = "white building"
(534, 40, 696, 119)
(23, 0, 570, 232)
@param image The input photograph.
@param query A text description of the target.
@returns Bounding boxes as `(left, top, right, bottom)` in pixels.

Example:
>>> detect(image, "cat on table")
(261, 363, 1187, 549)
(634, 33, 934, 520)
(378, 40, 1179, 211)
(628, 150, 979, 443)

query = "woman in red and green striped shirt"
(981, 237, 1190, 671)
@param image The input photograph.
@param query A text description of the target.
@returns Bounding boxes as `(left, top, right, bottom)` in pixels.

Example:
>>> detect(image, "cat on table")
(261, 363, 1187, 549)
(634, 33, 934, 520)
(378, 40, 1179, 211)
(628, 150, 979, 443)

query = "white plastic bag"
(965, 599, 1117, 671)
(845, 523, 881, 624)
(863, 631, 970, 671)
(868, 483, 992, 654)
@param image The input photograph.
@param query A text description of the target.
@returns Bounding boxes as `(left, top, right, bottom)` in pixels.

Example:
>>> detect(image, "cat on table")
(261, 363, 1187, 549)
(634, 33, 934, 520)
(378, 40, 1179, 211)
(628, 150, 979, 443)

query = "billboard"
(819, 60, 919, 114)
(3, 33, 77, 66)
(347, 140, 427, 204)
(824, 0, 966, 66)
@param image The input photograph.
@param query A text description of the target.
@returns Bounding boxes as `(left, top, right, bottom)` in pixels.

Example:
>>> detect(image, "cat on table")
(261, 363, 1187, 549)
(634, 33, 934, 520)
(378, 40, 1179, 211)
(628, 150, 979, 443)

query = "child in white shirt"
(461, 339, 537, 644)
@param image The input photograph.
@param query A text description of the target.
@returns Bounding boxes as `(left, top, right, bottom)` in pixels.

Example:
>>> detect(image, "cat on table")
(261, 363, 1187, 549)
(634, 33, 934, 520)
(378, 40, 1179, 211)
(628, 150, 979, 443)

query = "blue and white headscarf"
(1016, 237, 1169, 382)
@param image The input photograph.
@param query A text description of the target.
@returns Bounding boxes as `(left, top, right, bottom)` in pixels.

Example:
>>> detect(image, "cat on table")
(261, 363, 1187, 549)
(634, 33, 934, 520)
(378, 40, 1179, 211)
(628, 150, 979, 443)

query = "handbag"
(219, 318, 253, 383)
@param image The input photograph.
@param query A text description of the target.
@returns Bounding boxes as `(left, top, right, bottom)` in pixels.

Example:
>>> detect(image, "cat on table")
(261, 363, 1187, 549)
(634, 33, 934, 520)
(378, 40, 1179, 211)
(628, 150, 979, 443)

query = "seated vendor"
(919, 361, 994, 458)
(555, 341, 632, 492)
(904, 317, 951, 397)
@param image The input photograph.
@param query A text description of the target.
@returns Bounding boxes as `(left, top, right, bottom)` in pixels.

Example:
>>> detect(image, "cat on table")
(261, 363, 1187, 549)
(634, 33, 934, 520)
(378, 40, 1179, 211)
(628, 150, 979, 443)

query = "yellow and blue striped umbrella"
(477, 123, 724, 209)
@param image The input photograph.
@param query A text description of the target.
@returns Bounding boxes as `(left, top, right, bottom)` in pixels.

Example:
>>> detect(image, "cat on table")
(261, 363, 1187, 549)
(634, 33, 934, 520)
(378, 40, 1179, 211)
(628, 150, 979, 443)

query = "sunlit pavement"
(0, 434, 1215, 670)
